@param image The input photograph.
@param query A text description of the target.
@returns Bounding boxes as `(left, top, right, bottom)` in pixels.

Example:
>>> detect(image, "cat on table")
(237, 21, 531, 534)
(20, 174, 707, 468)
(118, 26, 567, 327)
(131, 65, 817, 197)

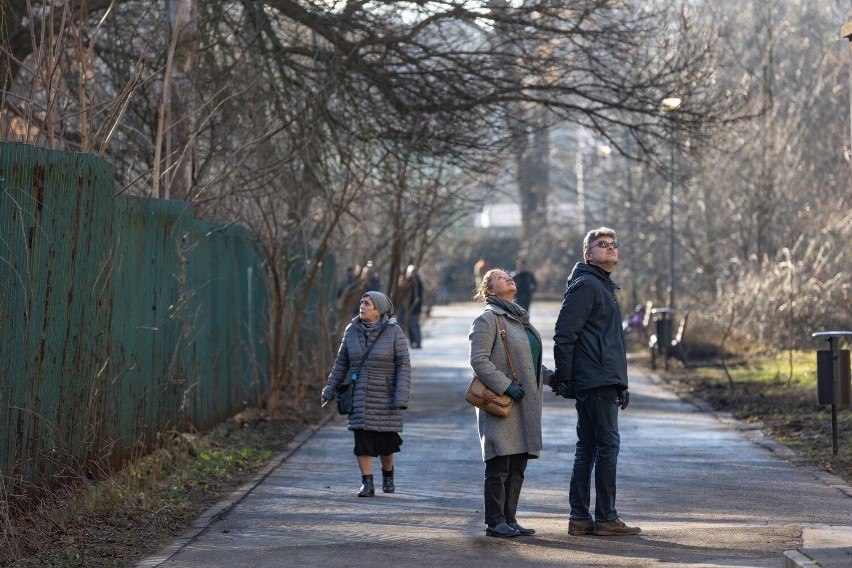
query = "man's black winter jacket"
(553, 262, 628, 393)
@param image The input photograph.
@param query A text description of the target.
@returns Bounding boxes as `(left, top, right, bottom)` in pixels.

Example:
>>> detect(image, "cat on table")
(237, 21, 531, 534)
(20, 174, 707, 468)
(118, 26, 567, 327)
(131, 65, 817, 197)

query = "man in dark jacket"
(511, 259, 537, 311)
(402, 265, 424, 348)
(551, 227, 640, 537)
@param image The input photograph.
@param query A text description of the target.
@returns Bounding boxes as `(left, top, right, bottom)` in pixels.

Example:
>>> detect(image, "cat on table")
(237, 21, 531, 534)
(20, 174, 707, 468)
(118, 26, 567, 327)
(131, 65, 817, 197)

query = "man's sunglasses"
(587, 241, 619, 250)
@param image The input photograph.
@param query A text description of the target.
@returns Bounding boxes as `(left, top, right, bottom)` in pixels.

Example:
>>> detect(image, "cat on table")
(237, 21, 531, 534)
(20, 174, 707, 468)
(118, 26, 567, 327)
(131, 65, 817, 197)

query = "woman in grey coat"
(469, 269, 552, 538)
(321, 291, 411, 497)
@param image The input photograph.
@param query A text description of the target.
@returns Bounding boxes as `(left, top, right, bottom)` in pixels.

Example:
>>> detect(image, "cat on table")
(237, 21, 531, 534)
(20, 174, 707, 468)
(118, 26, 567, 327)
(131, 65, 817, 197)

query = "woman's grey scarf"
(486, 296, 532, 330)
(358, 314, 389, 343)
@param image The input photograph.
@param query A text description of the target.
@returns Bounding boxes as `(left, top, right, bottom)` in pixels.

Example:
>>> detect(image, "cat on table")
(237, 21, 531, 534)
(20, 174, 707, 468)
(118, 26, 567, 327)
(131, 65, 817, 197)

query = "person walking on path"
(511, 259, 537, 311)
(550, 227, 640, 537)
(469, 269, 553, 538)
(321, 291, 411, 497)
(473, 258, 490, 289)
(400, 264, 425, 348)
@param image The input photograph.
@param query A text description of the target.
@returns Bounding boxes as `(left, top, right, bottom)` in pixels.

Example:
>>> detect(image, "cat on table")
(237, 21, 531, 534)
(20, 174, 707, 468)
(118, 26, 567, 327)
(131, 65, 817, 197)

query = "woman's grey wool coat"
(468, 304, 549, 462)
(323, 316, 411, 432)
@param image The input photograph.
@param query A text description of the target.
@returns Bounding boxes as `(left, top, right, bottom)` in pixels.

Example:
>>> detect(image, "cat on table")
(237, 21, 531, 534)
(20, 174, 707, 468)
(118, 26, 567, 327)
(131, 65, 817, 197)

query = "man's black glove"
(554, 380, 576, 399)
(617, 389, 630, 410)
(544, 368, 555, 388)
(546, 371, 558, 391)
(505, 382, 525, 401)
(549, 370, 575, 399)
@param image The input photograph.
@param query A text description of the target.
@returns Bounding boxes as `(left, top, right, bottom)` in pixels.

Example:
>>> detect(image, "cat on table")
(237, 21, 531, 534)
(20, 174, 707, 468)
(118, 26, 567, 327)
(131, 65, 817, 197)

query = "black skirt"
(353, 430, 403, 456)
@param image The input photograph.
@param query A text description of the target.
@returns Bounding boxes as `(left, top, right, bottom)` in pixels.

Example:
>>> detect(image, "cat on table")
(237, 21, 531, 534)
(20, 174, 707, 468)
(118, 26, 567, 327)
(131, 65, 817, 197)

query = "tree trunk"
(517, 107, 550, 250)
(166, 0, 197, 201)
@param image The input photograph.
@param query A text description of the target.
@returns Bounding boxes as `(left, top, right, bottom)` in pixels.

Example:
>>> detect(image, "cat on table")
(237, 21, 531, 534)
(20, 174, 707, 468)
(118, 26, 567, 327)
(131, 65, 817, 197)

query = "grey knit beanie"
(363, 291, 394, 316)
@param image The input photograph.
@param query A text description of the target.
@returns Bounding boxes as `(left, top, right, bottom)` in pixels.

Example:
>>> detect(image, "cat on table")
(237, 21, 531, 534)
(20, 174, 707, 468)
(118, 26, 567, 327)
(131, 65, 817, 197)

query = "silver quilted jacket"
(322, 316, 411, 432)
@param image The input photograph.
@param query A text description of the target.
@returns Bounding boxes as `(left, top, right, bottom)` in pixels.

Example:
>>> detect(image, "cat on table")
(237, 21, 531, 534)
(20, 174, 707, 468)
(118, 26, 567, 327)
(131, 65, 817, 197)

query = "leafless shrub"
(698, 215, 851, 388)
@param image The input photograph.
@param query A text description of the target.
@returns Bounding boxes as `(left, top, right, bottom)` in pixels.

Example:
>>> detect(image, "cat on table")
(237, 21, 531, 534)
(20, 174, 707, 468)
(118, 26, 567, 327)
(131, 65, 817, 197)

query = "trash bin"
(650, 308, 675, 370)
(655, 317, 672, 351)
(811, 331, 852, 455)
(816, 349, 852, 406)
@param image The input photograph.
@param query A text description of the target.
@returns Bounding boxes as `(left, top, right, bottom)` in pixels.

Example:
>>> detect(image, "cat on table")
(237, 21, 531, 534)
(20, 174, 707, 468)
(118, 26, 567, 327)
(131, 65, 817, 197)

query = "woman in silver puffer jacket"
(322, 291, 411, 497)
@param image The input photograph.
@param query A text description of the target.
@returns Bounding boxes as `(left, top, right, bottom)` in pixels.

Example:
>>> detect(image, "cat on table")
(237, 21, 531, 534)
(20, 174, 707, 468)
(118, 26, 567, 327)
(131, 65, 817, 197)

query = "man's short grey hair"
(583, 227, 617, 252)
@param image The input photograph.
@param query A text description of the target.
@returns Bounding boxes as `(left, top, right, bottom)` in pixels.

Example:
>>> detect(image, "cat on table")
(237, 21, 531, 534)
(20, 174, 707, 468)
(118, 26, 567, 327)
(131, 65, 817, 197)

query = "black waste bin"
(650, 308, 675, 370)
(812, 331, 852, 455)
(655, 318, 672, 351)
(816, 349, 852, 406)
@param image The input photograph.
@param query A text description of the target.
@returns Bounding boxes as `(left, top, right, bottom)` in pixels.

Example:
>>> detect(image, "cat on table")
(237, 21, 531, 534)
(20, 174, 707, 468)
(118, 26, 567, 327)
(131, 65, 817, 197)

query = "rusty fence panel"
(0, 142, 269, 491)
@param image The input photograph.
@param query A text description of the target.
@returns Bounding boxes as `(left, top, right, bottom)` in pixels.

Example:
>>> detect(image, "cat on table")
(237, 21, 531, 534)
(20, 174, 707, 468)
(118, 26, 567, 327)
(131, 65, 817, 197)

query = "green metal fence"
(0, 143, 268, 490)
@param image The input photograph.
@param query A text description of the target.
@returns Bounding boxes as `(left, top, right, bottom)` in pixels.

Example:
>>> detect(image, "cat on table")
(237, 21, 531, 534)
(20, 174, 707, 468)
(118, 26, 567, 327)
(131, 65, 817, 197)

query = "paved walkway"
(137, 302, 852, 568)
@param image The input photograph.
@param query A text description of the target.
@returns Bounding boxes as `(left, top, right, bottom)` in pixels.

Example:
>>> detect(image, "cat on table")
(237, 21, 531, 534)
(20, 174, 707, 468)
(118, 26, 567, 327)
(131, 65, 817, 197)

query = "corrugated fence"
(0, 142, 269, 491)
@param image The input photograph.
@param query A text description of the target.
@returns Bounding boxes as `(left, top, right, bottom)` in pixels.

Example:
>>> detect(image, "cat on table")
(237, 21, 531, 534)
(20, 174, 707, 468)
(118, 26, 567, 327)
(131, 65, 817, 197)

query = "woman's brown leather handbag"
(465, 315, 518, 418)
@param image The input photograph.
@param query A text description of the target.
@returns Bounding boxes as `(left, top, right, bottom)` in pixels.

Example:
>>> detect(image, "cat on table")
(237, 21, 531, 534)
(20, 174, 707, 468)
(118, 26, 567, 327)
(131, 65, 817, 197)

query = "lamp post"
(596, 143, 612, 227)
(575, 143, 586, 230)
(625, 140, 638, 310)
(662, 97, 681, 309)
(843, 23, 852, 183)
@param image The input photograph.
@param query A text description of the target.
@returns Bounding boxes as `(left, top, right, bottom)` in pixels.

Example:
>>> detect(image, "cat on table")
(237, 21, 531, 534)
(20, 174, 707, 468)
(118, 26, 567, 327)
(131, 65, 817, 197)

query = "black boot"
(381, 468, 395, 493)
(358, 474, 374, 497)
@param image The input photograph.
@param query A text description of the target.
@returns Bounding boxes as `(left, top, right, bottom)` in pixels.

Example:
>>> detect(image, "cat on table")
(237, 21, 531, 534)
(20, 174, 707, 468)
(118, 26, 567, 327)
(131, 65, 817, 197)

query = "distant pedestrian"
(550, 227, 640, 537)
(338, 265, 363, 318)
(511, 259, 537, 311)
(473, 258, 489, 289)
(366, 270, 381, 292)
(337, 266, 355, 298)
(400, 265, 424, 348)
(321, 291, 411, 497)
(469, 269, 553, 538)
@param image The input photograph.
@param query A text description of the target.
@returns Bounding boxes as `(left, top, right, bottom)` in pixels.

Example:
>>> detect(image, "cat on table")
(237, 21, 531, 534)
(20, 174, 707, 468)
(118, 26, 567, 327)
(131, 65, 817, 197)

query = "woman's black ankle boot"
(381, 468, 395, 493)
(358, 474, 374, 497)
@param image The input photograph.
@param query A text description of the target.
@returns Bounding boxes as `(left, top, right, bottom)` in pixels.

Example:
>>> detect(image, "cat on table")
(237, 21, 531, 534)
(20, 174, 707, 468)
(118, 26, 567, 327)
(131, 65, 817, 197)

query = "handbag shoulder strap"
(494, 315, 518, 383)
(351, 323, 389, 379)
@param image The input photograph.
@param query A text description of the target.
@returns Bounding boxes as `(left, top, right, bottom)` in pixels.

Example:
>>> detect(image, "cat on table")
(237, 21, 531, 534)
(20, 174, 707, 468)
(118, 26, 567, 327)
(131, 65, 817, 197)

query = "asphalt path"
(138, 302, 852, 568)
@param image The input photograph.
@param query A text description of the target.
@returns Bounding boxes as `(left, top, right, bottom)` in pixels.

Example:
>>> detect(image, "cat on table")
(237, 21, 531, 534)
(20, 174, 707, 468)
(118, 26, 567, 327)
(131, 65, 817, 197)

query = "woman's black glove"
(505, 382, 525, 401)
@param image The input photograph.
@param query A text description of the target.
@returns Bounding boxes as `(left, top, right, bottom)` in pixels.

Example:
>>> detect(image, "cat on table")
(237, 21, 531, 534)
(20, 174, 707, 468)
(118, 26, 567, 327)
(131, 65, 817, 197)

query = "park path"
(138, 302, 852, 568)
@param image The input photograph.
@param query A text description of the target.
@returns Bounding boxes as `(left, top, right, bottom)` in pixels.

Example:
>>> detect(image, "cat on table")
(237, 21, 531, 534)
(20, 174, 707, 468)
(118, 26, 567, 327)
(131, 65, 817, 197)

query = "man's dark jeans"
(569, 385, 621, 522)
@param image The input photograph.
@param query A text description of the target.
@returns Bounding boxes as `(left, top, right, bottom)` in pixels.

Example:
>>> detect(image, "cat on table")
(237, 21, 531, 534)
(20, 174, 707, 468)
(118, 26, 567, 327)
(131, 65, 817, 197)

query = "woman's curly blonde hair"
(473, 268, 508, 303)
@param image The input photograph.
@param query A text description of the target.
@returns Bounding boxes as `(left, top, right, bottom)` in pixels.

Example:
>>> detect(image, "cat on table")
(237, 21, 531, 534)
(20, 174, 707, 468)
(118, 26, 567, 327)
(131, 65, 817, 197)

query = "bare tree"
(673, 0, 852, 350)
(2, 0, 772, 415)
(153, 0, 197, 200)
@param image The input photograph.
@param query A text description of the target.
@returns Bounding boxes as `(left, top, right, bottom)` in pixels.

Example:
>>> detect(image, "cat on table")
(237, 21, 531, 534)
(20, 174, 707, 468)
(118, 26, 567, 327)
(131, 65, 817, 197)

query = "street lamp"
(662, 96, 681, 309)
(843, 23, 852, 183)
(574, 124, 614, 232)
(575, 141, 586, 230)
(575, 137, 613, 231)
